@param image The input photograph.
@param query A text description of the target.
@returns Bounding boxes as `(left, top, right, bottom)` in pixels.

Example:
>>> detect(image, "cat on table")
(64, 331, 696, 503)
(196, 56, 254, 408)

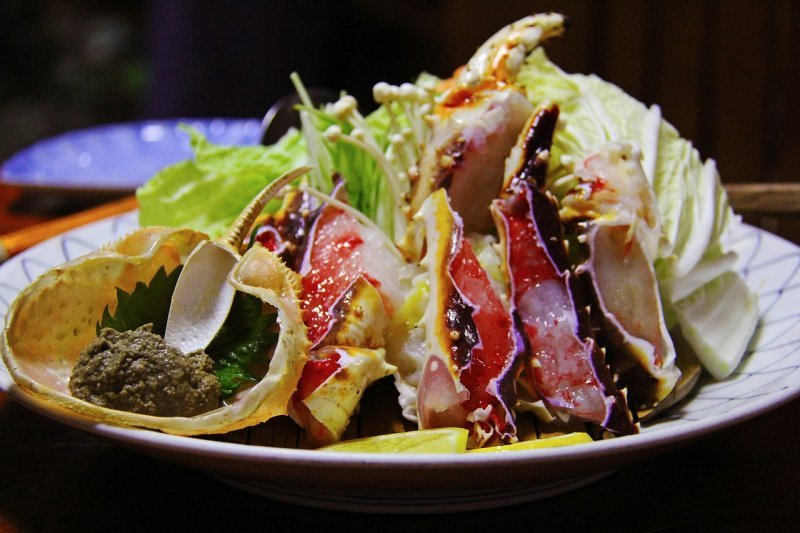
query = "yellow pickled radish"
(469, 432, 593, 453)
(319, 428, 469, 454)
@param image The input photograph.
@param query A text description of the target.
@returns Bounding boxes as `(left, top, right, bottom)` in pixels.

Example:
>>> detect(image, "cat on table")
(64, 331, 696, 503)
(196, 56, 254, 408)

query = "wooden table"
(1, 184, 798, 531)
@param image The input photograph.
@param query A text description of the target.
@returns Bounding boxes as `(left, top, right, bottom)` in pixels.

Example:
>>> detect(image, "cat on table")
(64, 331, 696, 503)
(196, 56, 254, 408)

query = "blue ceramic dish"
(1, 118, 261, 192)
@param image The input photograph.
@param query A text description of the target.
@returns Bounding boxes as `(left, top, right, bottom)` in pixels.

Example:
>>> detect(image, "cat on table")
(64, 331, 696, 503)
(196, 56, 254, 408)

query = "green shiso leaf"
(205, 291, 278, 397)
(97, 265, 182, 337)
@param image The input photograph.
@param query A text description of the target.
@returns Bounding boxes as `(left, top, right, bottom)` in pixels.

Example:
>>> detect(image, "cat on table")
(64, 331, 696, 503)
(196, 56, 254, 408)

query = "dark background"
(1, 3, 799, 529)
(2, 0, 798, 195)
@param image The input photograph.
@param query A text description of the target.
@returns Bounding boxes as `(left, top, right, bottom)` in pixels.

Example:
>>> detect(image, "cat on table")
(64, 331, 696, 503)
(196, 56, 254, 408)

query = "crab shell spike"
(164, 166, 313, 353)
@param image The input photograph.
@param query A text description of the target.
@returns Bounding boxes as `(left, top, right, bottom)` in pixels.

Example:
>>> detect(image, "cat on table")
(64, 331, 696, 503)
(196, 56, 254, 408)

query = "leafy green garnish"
(205, 291, 278, 397)
(137, 126, 307, 239)
(97, 266, 182, 336)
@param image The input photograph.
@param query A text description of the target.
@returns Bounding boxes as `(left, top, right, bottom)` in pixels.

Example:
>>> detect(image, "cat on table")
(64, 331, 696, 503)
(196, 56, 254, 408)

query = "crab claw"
(164, 166, 312, 353)
(459, 12, 567, 87)
(407, 14, 565, 234)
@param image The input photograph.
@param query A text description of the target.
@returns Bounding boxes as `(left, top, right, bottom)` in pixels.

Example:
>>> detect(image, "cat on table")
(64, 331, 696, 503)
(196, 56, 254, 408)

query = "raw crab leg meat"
(255, 184, 402, 444)
(416, 189, 525, 447)
(298, 187, 404, 347)
(492, 106, 636, 435)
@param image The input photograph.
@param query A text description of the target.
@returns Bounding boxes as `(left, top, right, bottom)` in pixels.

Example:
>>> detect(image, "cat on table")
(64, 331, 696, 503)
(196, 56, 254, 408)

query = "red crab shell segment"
(253, 188, 318, 271)
(492, 183, 635, 435)
(257, 186, 402, 445)
(417, 189, 524, 447)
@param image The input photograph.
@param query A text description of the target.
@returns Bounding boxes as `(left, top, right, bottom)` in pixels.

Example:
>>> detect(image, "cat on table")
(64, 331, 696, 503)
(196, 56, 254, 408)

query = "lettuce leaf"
(136, 126, 307, 238)
(517, 49, 736, 277)
(673, 271, 759, 380)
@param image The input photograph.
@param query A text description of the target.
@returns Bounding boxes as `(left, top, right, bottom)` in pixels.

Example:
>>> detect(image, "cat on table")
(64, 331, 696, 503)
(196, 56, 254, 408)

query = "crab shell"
(1, 227, 308, 435)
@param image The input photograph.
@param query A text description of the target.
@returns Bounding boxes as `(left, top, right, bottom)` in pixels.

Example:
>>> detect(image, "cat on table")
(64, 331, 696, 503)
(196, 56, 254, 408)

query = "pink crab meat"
(447, 237, 522, 440)
(493, 184, 635, 434)
(299, 203, 402, 346)
(414, 85, 533, 233)
(417, 190, 523, 446)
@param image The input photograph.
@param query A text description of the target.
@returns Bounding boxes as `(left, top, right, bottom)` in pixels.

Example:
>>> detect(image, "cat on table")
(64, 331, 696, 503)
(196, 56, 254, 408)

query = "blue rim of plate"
(1, 118, 262, 192)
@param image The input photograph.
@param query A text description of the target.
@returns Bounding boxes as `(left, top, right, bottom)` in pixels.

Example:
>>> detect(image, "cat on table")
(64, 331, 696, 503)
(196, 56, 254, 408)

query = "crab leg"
(253, 183, 406, 444)
(288, 345, 396, 445)
(297, 185, 405, 347)
(493, 107, 635, 434)
(416, 189, 525, 447)
(561, 142, 680, 408)
(493, 184, 634, 434)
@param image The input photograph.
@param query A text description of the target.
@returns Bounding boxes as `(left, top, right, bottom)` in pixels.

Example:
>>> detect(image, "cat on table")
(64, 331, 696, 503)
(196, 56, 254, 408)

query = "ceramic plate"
(1, 119, 261, 192)
(1, 215, 799, 513)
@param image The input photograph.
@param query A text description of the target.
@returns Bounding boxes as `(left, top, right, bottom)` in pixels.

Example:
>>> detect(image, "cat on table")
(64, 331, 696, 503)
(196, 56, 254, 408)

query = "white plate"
(1, 215, 799, 513)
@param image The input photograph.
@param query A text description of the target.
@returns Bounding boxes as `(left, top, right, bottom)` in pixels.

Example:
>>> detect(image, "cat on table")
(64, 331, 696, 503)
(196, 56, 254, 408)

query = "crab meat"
(560, 143, 679, 408)
(415, 189, 524, 447)
(298, 190, 405, 347)
(412, 88, 534, 232)
(254, 185, 405, 444)
(577, 224, 680, 408)
(492, 107, 635, 434)
(315, 277, 390, 349)
(493, 184, 634, 434)
(560, 141, 662, 260)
